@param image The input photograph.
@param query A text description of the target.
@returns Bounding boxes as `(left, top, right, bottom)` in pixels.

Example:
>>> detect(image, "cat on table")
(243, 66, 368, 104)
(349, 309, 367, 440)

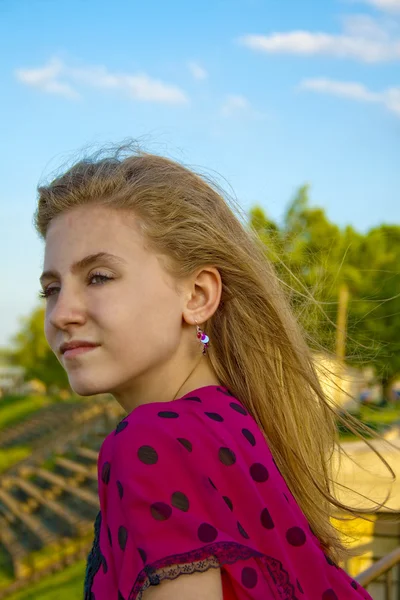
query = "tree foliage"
(249, 186, 400, 386)
(8, 305, 69, 391)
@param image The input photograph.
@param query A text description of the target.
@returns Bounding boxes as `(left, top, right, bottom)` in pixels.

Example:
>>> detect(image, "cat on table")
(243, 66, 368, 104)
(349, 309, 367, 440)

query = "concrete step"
(0, 404, 81, 448)
(0, 515, 27, 560)
(0, 487, 54, 546)
(31, 467, 99, 508)
(54, 457, 97, 481)
(9, 476, 81, 531)
(75, 446, 98, 462)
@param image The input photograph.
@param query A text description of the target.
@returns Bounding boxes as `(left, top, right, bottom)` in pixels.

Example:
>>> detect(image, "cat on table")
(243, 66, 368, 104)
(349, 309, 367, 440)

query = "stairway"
(0, 400, 124, 596)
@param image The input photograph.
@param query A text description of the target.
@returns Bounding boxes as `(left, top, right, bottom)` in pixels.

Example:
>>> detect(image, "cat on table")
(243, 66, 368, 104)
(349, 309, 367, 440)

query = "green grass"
(0, 445, 32, 474)
(6, 560, 86, 600)
(338, 402, 400, 441)
(360, 404, 400, 424)
(0, 395, 53, 431)
(40, 456, 57, 471)
(0, 550, 14, 588)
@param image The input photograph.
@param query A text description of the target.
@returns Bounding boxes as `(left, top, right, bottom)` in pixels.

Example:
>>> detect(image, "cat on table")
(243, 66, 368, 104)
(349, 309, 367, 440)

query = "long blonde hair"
(34, 144, 394, 563)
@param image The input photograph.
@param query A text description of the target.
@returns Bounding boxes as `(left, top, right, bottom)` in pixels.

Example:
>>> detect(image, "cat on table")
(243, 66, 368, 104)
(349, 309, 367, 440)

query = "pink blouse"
(84, 384, 372, 600)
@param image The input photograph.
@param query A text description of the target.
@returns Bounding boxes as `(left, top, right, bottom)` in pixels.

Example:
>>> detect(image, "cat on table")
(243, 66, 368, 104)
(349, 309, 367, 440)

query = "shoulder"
(97, 384, 283, 516)
(120, 384, 252, 432)
(101, 384, 267, 469)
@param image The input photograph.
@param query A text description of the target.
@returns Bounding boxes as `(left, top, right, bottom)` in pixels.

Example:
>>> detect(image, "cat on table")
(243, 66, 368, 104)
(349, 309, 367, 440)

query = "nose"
(48, 287, 87, 331)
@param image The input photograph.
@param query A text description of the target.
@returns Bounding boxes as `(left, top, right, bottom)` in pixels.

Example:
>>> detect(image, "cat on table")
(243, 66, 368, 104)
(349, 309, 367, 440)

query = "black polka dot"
(177, 438, 192, 452)
(297, 579, 304, 594)
(115, 420, 128, 434)
(117, 480, 124, 499)
(138, 548, 147, 563)
(322, 591, 338, 600)
(102, 555, 108, 574)
(171, 491, 189, 512)
(138, 445, 158, 465)
(223, 496, 233, 511)
(198, 523, 218, 543)
(229, 402, 247, 415)
(237, 522, 249, 539)
(158, 411, 179, 418)
(101, 462, 111, 484)
(241, 567, 258, 589)
(118, 526, 128, 550)
(260, 508, 274, 529)
(209, 478, 217, 490)
(205, 412, 224, 422)
(219, 447, 236, 466)
(107, 526, 112, 546)
(350, 581, 358, 590)
(283, 493, 289, 503)
(242, 428, 256, 446)
(184, 395, 202, 402)
(118, 592, 125, 600)
(151, 502, 172, 521)
(286, 527, 306, 547)
(250, 463, 269, 482)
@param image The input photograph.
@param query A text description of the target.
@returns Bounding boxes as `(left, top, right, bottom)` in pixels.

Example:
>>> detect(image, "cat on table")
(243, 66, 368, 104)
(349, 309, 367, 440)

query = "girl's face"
(41, 205, 194, 407)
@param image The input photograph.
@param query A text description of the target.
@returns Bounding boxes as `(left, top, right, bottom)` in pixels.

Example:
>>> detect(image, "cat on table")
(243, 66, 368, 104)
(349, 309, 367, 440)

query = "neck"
(113, 354, 222, 413)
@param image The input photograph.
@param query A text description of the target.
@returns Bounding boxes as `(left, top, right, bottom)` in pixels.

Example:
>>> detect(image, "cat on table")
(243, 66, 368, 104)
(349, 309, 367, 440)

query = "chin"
(68, 375, 112, 397)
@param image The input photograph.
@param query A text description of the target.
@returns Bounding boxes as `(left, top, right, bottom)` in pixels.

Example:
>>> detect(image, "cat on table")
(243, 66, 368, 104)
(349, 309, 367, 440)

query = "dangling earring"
(194, 319, 210, 356)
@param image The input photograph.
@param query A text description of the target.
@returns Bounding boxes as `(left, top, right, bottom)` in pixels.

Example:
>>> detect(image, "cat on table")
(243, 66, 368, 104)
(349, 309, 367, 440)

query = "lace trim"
(84, 511, 106, 599)
(129, 541, 298, 600)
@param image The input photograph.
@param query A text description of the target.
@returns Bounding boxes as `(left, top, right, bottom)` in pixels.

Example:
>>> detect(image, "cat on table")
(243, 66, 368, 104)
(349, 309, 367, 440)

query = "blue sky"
(0, 0, 399, 347)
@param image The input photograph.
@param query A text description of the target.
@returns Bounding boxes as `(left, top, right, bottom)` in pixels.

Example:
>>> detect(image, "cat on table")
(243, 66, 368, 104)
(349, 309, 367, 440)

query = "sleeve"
(106, 409, 260, 599)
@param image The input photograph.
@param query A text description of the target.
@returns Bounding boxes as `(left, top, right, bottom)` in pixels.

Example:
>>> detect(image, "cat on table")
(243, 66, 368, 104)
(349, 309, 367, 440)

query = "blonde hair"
(34, 144, 394, 564)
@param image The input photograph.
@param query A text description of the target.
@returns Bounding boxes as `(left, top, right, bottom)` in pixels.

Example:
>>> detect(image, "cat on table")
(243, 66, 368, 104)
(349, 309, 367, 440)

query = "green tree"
(266, 185, 342, 350)
(249, 187, 400, 391)
(346, 225, 400, 390)
(8, 304, 69, 391)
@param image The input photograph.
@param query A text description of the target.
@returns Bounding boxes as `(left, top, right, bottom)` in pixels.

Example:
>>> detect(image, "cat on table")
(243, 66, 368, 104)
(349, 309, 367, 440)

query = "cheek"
(109, 303, 180, 352)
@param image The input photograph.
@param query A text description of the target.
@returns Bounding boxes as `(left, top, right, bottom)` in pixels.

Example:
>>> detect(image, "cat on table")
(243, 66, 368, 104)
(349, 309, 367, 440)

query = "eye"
(38, 273, 113, 299)
(90, 273, 113, 285)
(38, 287, 57, 299)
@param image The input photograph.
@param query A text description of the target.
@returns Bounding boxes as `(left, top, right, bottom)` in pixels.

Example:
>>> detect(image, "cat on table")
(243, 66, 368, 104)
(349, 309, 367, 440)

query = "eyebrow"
(39, 252, 127, 285)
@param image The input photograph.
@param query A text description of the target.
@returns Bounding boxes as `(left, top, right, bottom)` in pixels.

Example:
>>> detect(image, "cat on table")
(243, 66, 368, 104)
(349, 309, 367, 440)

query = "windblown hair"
(34, 143, 393, 564)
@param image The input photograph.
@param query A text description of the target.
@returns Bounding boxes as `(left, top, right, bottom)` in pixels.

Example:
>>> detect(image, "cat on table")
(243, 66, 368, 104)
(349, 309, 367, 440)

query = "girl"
(35, 146, 376, 599)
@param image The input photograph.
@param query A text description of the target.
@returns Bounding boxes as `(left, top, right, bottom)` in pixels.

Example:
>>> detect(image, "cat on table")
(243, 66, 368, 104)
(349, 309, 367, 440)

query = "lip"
(60, 341, 100, 355)
(63, 346, 99, 359)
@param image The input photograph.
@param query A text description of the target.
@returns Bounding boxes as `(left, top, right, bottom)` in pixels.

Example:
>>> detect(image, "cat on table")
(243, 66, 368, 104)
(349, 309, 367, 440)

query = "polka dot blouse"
(84, 385, 372, 600)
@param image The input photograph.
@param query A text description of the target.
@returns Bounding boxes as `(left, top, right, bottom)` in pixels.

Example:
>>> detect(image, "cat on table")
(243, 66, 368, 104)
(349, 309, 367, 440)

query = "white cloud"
(221, 94, 250, 117)
(299, 77, 400, 116)
(15, 58, 79, 99)
(188, 61, 208, 80)
(15, 58, 189, 104)
(238, 14, 400, 63)
(299, 78, 380, 102)
(220, 94, 266, 120)
(385, 87, 400, 113)
(342, 13, 394, 39)
(358, 0, 400, 13)
(69, 65, 188, 103)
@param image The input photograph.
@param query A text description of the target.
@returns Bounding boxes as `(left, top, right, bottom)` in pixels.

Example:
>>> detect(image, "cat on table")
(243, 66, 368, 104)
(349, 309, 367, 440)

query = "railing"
(355, 546, 400, 600)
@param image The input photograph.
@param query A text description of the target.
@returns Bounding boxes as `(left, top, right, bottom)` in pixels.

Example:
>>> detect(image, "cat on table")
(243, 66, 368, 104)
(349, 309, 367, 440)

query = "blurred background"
(0, 0, 399, 598)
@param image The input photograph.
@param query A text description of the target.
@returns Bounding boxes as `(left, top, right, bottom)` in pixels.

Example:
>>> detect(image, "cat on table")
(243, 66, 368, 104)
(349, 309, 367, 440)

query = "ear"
(182, 267, 222, 326)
